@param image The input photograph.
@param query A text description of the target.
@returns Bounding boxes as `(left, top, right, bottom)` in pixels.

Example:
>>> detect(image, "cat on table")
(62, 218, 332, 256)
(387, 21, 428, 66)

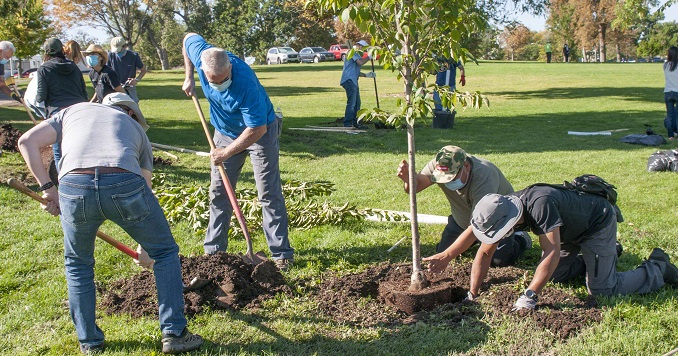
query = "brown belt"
(69, 167, 129, 174)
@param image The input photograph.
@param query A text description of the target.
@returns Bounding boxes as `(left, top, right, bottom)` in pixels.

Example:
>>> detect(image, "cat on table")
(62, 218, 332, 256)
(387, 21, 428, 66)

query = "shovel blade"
(240, 250, 267, 266)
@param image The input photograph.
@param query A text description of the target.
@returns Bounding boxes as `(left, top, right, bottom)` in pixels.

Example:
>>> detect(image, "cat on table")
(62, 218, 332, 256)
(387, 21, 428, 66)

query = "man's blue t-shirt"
(107, 50, 144, 82)
(184, 34, 275, 138)
(435, 58, 461, 89)
(340, 52, 363, 86)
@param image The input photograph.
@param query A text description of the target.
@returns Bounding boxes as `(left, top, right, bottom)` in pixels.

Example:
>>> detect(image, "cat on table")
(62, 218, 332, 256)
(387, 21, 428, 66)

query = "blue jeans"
(434, 70, 455, 112)
(58, 170, 186, 348)
(205, 118, 294, 260)
(665, 91, 678, 137)
(341, 80, 360, 127)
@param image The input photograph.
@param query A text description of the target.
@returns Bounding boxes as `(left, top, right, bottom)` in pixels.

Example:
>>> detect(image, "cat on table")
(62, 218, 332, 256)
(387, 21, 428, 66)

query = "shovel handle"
(190, 96, 255, 259)
(7, 178, 139, 259)
(7, 82, 38, 125)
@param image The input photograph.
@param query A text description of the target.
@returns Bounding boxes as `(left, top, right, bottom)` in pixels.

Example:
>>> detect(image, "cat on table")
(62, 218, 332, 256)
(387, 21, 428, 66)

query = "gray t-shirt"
(48, 102, 153, 179)
(421, 155, 513, 228)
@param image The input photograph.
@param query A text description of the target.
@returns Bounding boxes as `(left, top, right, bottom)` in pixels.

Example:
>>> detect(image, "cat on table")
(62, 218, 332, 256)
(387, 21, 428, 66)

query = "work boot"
(161, 328, 203, 354)
(616, 241, 623, 258)
(275, 258, 294, 272)
(648, 248, 678, 287)
(79, 342, 104, 354)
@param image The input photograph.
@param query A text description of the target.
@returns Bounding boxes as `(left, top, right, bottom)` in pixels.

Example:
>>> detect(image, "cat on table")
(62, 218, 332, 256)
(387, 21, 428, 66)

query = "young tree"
(498, 22, 532, 61)
(314, 0, 488, 291)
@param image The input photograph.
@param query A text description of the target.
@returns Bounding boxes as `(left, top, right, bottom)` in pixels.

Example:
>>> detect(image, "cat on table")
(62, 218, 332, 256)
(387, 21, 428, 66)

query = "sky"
(69, 3, 678, 45)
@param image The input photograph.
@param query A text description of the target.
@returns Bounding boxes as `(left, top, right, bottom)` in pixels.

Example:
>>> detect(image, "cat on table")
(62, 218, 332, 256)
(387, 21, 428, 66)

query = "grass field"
(1, 60, 677, 355)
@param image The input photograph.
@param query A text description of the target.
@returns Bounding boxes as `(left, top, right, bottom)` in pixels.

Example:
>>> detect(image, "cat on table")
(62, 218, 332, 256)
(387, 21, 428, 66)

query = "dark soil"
(313, 262, 602, 340)
(0, 124, 22, 152)
(100, 252, 290, 317)
(153, 156, 173, 166)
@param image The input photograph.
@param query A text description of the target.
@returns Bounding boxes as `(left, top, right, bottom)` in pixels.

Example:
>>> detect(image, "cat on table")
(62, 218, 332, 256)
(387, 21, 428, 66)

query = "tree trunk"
(598, 23, 606, 63)
(145, 26, 169, 70)
(407, 123, 428, 291)
(582, 47, 586, 62)
(615, 43, 621, 62)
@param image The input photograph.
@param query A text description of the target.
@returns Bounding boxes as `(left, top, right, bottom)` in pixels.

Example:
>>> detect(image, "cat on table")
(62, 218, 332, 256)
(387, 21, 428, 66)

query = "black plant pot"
(432, 110, 455, 129)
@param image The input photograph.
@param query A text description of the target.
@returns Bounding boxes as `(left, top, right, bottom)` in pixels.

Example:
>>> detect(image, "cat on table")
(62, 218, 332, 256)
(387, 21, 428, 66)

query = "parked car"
(298, 47, 335, 63)
(266, 47, 299, 65)
(329, 44, 350, 61)
(21, 68, 37, 78)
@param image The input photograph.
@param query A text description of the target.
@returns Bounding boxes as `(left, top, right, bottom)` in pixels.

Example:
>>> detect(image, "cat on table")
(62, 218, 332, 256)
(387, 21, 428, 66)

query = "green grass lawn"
(1, 60, 677, 355)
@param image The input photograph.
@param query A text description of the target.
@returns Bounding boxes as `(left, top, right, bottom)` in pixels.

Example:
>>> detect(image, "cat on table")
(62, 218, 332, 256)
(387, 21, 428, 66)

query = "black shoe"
(162, 328, 203, 354)
(616, 241, 623, 258)
(649, 248, 678, 287)
(79, 342, 104, 354)
(353, 124, 368, 130)
(515, 231, 532, 250)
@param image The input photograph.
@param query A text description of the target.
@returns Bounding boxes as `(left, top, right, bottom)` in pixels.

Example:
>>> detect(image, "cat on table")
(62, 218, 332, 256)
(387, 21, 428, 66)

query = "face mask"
(0, 58, 8, 65)
(86, 55, 99, 67)
(208, 78, 232, 92)
(444, 177, 466, 191)
(117, 49, 127, 57)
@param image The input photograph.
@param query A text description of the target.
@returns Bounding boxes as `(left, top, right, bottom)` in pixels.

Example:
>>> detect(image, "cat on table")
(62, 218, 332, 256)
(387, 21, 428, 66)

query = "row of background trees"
(0, 0, 677, 70)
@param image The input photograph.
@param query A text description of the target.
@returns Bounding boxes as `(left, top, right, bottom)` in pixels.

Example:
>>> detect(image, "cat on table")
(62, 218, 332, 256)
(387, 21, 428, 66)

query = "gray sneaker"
(79, 342, 104, 354)
(515, 231, 532, 250)
(162, 328, 203, 354)
(275, 258, 294, 272)
(649, 248, 678, 287)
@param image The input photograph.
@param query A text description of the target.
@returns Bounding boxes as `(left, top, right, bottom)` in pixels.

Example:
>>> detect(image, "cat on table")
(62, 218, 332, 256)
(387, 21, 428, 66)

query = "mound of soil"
(153, 156, 173, 166)
(0, 124, 22, 152)
(313, 262, 602, 340)
(100, 252, 290, 317)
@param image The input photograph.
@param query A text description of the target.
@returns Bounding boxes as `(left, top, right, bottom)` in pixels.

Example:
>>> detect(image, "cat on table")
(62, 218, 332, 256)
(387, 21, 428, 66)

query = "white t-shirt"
(665, 63, 678, 92)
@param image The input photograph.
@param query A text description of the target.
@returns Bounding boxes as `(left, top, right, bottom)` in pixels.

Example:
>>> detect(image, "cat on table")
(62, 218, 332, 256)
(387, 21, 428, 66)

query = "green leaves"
(152, 174, 394, 236)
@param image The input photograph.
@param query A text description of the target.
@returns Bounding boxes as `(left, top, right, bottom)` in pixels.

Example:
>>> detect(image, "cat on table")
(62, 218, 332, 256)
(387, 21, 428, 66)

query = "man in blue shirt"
(107, 36, 147, 103)
(433, 56, 465, 112)
(339, 40, 374, 129)
(182, 33, 294, 270)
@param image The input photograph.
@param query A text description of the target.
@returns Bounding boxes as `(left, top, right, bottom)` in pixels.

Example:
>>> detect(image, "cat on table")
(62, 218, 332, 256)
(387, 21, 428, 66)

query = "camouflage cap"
(431, 145, 467, 183)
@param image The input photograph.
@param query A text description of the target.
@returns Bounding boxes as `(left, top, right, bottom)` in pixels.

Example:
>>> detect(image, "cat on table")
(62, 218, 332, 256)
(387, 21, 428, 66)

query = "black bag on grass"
(530, 174, 623, 222)
(647, 149, 678, 172)
(620, 134, 666, 146)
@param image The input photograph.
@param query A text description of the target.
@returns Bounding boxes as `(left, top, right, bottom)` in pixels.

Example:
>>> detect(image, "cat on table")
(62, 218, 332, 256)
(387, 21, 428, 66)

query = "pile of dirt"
(0, 124, 22, 152)
(153, 156, 173, 166)
(100, 252, 290, 317)
(313, 262, 602, 340)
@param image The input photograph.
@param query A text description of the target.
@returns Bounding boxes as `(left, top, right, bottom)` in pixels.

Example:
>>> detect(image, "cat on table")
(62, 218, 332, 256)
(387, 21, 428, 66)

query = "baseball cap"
(110, 37, 126, 52)
(431, 145, 467, 183)
(43, 38, 64, 56)
(101, 93, 149, 131)
(471, 194, 523, 245)
(357, 40, 369, 47)
(81, 44, 108, 63)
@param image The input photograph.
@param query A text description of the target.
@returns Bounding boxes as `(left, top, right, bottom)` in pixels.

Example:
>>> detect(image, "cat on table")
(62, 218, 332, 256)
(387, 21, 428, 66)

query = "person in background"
(63, 40, 88, 72)
(339, 39, 374, 129)
(433, 56, 465, 112)
(663, 46, 678, 140)
(545, 41, 553, 63)
(17, 93, 204, 354)
(35, 37, 88, 169)
(562, 43, 570, 63)
(107, 36, 146, 103)
(81, 44, 124, 103)
(0, 40, 21, 102)
(182, 32, 295, 271)
(400, 145, 532, 267)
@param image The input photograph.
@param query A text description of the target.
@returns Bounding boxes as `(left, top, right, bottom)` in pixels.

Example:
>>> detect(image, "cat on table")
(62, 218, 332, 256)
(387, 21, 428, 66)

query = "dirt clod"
(0, 124, 22, 152)
(100, 252, 290, 317)
(153, 156, 173, 166)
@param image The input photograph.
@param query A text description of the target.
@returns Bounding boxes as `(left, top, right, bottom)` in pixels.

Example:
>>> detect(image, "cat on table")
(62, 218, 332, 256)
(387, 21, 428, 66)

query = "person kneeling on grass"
(17, 93, 203, 354)
(427, 185, 677, 309)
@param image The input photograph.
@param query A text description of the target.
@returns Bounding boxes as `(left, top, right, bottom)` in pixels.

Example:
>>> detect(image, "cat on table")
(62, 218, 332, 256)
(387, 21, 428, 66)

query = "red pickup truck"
(329, 44, 350, 61)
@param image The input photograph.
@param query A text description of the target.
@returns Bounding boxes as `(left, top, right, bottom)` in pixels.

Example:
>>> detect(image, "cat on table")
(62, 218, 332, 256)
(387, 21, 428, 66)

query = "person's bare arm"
(141, 168, 153, 189)
(469, 241, 498, 297)
(423, 225, 478, 273)
(182, 33, 198, 96)
(0, 76, 12, 97)
(17, 122, 60, 215)
(396, 159, 433, 193)
(526, 229, 561, 294)
(210, 126, 267, 165)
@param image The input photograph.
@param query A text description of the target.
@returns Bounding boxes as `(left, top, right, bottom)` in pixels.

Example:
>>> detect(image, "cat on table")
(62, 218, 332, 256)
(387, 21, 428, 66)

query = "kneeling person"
(400, 145, 531, 267)
(17, 93, 203, 354)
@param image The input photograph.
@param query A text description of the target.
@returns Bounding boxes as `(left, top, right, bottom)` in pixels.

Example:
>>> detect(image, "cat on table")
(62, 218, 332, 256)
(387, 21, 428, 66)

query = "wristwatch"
(37, 181, 55, 192)
(524, 289, 538, 301)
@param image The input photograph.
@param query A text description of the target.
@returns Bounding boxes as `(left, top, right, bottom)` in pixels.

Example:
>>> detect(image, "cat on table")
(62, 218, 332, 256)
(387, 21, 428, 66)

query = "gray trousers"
(125, 86, 139, 103)
(204, 118, 294, 260)
(438, 215, 529, 267)
(550, 213, 664, 296)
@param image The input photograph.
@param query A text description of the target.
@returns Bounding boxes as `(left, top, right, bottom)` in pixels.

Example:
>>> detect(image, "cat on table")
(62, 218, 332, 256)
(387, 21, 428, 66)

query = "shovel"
(190, 95, 267, 266)
(7, 178, 154, 267)
(4, 77, 38, 125)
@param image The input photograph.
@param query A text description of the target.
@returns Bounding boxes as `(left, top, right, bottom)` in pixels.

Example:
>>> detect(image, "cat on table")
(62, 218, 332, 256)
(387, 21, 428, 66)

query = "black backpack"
(531, 174, 623, 222)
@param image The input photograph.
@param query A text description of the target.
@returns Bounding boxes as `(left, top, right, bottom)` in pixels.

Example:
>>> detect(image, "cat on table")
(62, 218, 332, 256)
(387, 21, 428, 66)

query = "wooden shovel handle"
(7, 178, 139, 259)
